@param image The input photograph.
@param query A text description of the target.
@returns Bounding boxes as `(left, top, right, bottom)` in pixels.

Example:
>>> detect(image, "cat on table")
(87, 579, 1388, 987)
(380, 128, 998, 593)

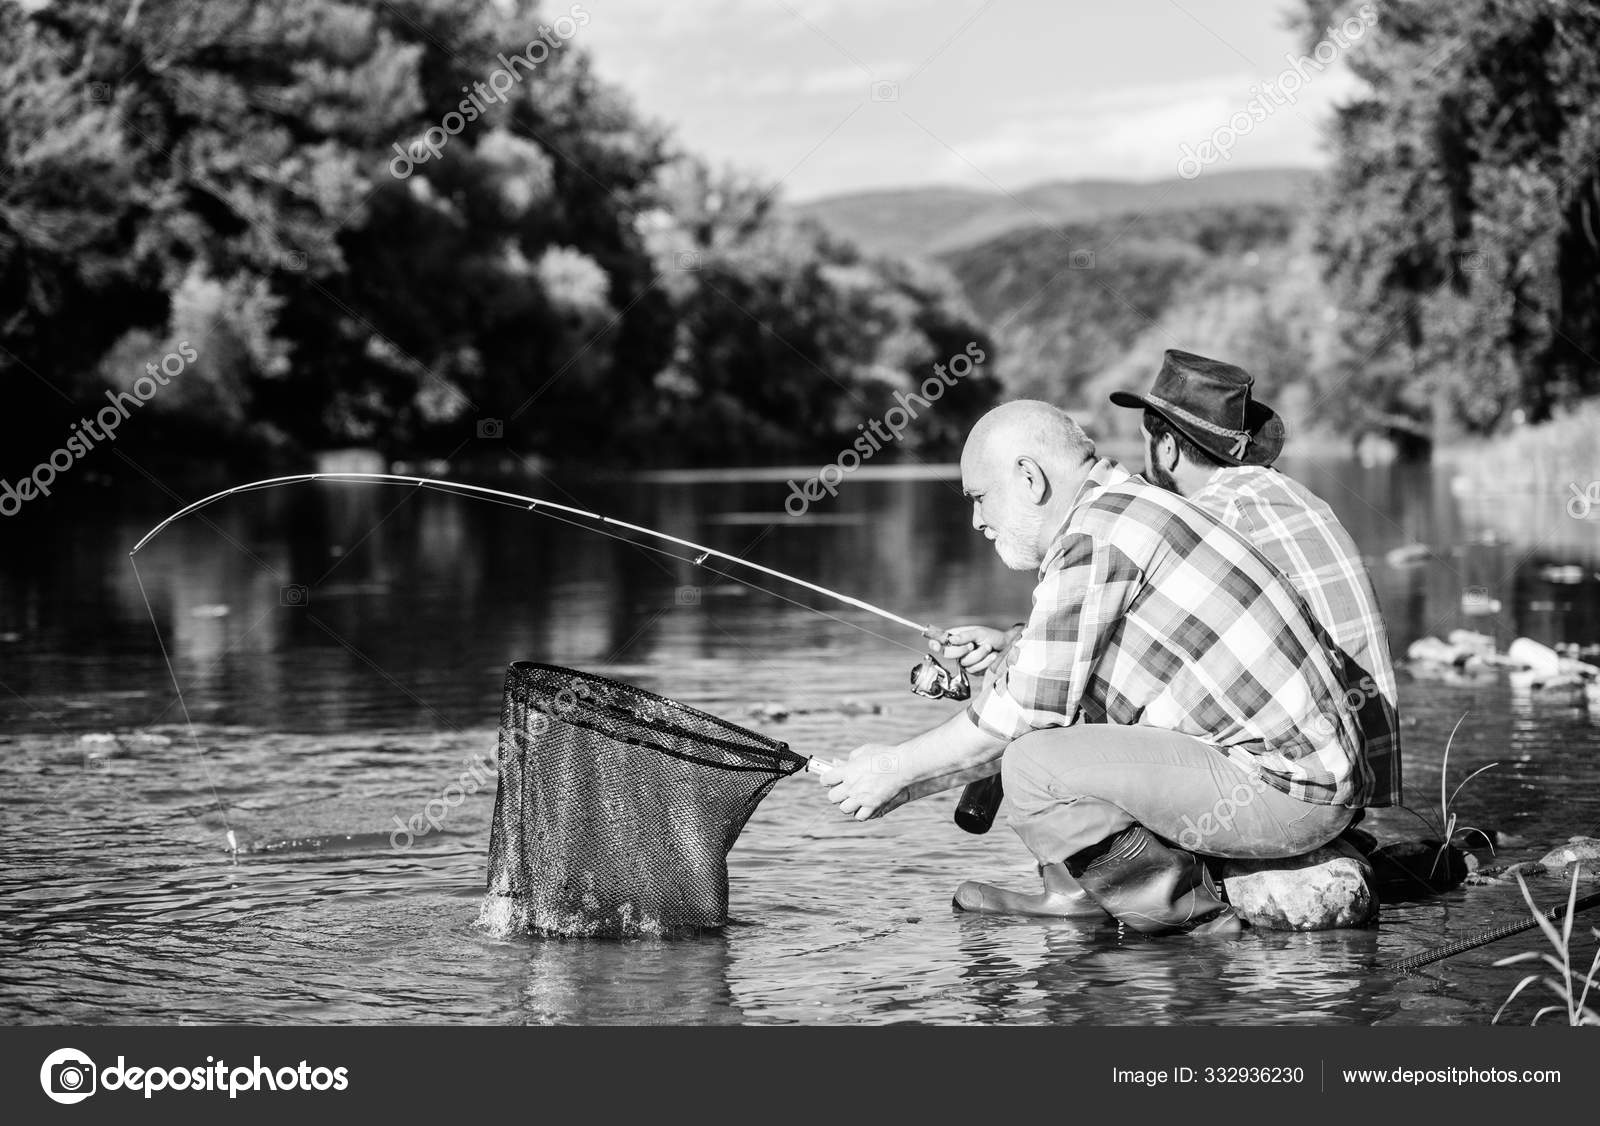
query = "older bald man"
(819, 400, 1372, 935)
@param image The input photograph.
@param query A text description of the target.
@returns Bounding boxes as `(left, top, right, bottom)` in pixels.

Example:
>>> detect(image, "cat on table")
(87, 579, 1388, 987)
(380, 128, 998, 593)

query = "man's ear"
(1013, 455, 1049, 503)
(1158, 433, 1180, 472)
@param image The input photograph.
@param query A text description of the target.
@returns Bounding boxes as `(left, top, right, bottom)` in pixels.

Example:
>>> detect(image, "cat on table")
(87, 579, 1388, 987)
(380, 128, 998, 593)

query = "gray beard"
(994, 507, 1047, 570)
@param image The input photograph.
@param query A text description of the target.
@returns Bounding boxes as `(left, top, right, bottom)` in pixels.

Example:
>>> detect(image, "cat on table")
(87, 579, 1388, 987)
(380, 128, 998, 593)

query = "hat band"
(1147, 395, 1250, 458)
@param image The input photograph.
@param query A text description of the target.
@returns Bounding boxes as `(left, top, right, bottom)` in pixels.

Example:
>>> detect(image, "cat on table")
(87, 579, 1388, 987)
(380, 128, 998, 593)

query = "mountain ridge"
(792, 167, 1319, 259)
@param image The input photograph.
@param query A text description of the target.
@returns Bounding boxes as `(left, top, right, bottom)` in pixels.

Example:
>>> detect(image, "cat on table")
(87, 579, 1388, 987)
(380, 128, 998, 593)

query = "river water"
(2, 455, 1597, 1024)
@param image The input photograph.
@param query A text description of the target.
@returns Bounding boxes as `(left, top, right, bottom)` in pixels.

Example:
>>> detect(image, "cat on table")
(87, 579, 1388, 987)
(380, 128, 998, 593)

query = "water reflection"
(2, 458, 1594, 735)
(513, 932, 743, 1025)
(1, 457, 1599, 1025)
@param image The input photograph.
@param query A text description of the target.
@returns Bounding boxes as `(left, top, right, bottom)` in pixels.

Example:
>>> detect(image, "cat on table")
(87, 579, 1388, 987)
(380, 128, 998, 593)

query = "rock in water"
(1508, 637, 1562, 675)
(1407, 636, 1465, 665)
(1369, 838, 1465, 902)
(1370, 839, 1470, 898)
(1342, 826, 1379, 856)
(1386, 544, 1431, 568)
(1446, 629, 1496, 656)
(1221, 841, 1378, 930)
(1536, 836, 1600, 878)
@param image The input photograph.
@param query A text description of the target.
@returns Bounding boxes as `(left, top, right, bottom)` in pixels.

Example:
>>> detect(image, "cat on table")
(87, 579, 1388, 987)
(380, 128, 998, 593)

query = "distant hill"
(793, 168, 1319, 259)
(929, 201, 1335, 442)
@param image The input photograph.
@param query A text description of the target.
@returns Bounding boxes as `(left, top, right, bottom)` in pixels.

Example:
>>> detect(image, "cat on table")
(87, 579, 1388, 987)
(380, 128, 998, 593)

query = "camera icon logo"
(87, 82, 113, 102)
(870, 751, 899, 774)
(871, 80, 899, 102)
(283, 249, 308, 272)
(40, 1048, 97, 1104)
(477, 418, 504, 439)
(280, 584, 309, 607)
(675, 586, 701, 606)
(675, 251, 701, 271)
(1068, 249, 1096, 269)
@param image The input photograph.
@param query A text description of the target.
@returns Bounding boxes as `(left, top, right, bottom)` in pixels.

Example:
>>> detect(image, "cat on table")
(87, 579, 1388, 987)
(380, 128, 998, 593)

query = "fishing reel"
(909, 653, 971, 701)
(911, 637, 995, 833)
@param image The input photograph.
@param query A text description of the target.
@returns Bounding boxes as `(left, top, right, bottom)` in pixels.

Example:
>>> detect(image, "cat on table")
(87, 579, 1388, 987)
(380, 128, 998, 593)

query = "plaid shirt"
(1189, 466, 1402, 806)
(969, 459, 1372, 808)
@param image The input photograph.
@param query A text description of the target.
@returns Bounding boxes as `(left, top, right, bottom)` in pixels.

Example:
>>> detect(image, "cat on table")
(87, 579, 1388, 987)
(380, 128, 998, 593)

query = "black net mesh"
(479, 662, 807, 937)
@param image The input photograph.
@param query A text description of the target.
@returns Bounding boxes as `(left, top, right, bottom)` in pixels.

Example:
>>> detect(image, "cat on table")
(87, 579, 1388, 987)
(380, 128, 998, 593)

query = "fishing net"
(478, 662, 808, 938)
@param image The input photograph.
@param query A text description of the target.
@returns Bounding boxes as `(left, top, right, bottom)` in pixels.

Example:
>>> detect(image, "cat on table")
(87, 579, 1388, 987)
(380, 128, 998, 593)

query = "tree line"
(4, 0, 1593, 478)
(0, 0, 998, 477)
(1303, 0, 1600, 449)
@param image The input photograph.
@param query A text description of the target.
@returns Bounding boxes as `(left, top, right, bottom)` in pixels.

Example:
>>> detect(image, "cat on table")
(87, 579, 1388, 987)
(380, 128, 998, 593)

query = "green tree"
(1, 0, 673, 463)
(0, 1, 995, 476)
(638, 158, 997, 465)
(1303, 0, 1600, 447)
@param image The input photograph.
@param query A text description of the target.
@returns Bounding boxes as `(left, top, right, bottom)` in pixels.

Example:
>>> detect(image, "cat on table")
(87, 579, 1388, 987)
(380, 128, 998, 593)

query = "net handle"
(807, 758, 837, 775)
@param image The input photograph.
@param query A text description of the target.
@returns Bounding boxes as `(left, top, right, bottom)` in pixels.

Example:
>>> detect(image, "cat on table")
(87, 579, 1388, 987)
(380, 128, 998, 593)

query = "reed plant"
(1418, 715, 1496, 875)
(1493, 866, 1600, 1026)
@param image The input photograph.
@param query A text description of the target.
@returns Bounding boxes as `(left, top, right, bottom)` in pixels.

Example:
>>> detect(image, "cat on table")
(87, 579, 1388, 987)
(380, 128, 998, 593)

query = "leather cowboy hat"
(1109, 349, 1284, 467)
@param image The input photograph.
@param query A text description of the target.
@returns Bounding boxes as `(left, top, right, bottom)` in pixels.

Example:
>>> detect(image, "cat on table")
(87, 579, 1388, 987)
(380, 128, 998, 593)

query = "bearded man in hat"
(1107, 349, 1401, 821)
(819, 399, 1376, 935)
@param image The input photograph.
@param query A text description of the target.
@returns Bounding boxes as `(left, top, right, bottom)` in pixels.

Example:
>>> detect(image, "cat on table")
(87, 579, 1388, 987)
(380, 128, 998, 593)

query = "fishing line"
(128, 556, 238, 853)
(130, 473, 938, 647)
(444, 488, 923, 654)
(127, 472, 943, 848)
(131, 473, 938, 637)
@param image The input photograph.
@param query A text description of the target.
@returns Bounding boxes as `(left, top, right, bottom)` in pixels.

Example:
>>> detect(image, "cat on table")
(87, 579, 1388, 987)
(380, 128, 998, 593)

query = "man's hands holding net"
(817, 711, 1010, 823)
(818, 745, 913, 821)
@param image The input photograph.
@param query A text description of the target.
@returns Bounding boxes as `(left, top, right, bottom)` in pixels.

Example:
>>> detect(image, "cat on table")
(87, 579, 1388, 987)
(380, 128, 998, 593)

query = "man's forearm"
(898, 710, 1008, 801)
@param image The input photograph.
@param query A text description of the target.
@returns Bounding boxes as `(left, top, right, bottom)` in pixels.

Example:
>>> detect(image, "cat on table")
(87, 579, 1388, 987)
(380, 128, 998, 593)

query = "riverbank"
(1438, 402, 1600, 559)
(1443, 402, 1600, 500)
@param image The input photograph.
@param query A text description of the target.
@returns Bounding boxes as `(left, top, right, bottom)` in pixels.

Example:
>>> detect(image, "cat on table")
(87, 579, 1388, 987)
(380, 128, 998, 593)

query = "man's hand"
(818, 743, 911, 821)
(929, 624, 1017, 674)
(815, 713, 1009, 821)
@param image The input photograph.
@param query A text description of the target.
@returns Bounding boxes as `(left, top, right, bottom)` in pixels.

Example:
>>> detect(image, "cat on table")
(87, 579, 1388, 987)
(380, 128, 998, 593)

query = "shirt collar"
(1207, 464, 1279, 488)
(1038, 457, 1128, 576)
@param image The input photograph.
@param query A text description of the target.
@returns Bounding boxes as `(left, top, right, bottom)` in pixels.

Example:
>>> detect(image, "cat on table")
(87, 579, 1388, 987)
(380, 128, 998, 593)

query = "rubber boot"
(952, 862, 1113, 920)
(1066, 825, 1242, 936)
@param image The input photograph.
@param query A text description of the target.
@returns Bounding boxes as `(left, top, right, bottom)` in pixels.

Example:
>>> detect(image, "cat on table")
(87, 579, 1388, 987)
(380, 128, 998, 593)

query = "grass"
(1439, 715, 1497, 859)
(1492, 866, 1600, 1026)
(1408, 714, 1497, 877)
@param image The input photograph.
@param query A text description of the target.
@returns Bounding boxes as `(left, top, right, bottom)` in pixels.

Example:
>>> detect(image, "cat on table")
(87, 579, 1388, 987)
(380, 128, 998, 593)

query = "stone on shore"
(1221, 841, 1378, 931)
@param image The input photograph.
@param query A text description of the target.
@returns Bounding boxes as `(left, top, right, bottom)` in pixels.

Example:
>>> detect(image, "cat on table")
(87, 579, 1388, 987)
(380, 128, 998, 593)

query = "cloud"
(697, 60, 906, 98)
(578, 1, 1370, 198)
(926, 69, 1363, 185)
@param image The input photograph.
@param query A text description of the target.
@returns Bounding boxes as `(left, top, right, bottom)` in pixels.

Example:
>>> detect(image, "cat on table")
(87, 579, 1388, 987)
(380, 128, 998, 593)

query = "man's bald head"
(960, 401, 1098, 570)
(962, 400, 1096, 478)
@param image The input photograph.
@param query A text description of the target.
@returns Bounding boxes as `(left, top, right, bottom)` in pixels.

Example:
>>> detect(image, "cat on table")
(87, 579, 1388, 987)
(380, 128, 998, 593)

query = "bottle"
(954, 773, 1004, 834)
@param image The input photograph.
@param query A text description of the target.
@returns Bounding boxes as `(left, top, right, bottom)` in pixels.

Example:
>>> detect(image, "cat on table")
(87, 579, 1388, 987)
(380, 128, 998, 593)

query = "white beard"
(993, 507, 1046, 570)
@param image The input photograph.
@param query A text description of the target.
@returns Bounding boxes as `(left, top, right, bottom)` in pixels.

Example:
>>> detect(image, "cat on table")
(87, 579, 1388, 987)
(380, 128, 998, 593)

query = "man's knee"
(1001, 728, 1079, 815)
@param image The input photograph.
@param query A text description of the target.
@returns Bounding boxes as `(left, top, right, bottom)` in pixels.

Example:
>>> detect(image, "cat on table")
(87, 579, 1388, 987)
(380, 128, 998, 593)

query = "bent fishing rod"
(131, 473, 931, 626)
(130, 472, 982, 774)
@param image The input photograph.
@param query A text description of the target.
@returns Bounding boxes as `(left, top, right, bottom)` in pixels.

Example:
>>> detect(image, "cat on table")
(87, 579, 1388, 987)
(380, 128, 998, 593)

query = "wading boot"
(1067, 825, 1242, 936)
(953, 862, 1113, 919)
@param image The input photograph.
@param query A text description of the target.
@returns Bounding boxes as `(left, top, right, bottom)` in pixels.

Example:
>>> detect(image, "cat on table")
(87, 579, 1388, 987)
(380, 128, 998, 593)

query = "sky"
(577, 0, 1369, 201)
